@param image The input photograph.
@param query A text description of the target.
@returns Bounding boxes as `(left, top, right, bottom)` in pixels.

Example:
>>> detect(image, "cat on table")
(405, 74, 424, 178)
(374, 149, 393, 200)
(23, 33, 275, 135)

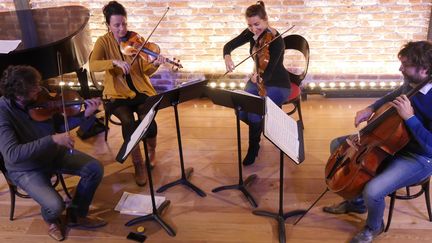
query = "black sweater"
(223, 28, 291, 89)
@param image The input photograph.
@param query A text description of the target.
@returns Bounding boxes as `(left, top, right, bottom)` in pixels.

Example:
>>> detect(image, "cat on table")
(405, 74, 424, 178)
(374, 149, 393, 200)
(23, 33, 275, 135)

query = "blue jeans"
(9, 150, 104, 224)
(329, 136, 432, 231)
(239, 81, 291, 124)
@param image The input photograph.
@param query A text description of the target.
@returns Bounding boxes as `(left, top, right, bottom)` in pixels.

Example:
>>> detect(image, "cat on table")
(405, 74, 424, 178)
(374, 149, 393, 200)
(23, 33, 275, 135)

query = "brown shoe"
(146, 137, 157, 168)
(131, 147, 147, 187)
(48, 222, 65, 241)
(67, 215, 107, 229)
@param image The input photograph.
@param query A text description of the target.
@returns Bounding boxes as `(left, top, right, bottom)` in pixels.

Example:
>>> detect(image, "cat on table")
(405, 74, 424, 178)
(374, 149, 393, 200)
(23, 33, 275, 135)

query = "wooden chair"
(282, 34, 310, 129)
(385, 176, 432, 232)
(0, 154, 71, 220)
(88, 68, 122, 141)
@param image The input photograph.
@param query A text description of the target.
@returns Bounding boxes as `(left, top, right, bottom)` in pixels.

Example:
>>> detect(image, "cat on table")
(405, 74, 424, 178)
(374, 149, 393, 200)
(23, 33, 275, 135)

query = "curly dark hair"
(245, 1, 267, 20)
(398, 41, 432, 75)
(103, 1, 127, 24)
(0, 65, 41, 99)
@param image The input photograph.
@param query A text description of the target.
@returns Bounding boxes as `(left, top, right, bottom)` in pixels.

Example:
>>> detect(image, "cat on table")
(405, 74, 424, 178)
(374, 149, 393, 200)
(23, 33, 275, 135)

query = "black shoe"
(242, 144, 260, 166)
(322, 200, 367, 214)
(350, 222, 384, 243)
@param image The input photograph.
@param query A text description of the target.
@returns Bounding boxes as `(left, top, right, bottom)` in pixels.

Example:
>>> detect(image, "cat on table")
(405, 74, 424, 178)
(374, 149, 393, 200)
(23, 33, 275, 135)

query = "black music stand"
(206, 88, 265, 208)
(156, 80, 208, 197)
(116, 96, 175, 237)
(252, 97, 306, 243)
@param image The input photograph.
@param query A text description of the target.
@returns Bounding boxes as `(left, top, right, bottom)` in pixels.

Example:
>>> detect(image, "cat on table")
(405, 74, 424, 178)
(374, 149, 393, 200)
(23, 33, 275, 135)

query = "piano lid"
(0, 6, 92, 79)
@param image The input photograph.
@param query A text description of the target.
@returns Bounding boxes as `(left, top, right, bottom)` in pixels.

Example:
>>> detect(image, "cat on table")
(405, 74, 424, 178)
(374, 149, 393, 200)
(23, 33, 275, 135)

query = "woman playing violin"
(323, 41, 432, 243)
(223, 1, 291, 166)
(90, 1, 165, 186)
(0, 65, 105, 241)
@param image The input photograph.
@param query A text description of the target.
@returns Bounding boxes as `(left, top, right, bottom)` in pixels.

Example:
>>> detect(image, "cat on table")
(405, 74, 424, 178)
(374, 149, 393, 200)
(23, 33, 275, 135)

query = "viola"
(252, 29, 274, 97)
(28, 88, 84, 122)
(119, 31, 183, 70)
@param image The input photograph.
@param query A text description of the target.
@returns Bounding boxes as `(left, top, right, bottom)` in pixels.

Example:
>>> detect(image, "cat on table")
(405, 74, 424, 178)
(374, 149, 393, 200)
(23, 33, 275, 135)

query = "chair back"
(283, 34, 310, 86)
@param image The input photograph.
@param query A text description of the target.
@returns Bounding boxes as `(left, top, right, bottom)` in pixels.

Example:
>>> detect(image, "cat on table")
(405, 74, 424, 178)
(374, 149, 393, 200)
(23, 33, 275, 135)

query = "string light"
(329, 82, 336, 88)
(229, 82, 236, 89)
(349, 82, 356, 87)
(339, 82, 346, 88)
(209, 82, 217, 88)
(219, 82, 226, 88)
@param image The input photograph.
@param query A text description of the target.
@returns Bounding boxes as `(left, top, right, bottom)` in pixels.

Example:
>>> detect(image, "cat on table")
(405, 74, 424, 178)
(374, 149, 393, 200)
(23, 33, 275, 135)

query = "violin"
(28, 88, 84, 122)
(119, 31, 183, 70)
(252, 29, 274, 97)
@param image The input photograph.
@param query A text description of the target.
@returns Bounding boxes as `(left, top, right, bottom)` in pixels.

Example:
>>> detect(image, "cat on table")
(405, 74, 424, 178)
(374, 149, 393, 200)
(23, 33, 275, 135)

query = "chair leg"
(423, 180, 432, 221)
(59, 174, 72, 199)
(104, 113, 109, 141)
(296, 99, 304, 129)
(385, 193, 396, 232)
(9, 186, 16, 221)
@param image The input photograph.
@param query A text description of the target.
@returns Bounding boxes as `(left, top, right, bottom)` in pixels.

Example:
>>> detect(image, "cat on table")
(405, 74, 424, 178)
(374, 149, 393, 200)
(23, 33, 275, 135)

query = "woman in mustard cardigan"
(90, 1, 165, 186)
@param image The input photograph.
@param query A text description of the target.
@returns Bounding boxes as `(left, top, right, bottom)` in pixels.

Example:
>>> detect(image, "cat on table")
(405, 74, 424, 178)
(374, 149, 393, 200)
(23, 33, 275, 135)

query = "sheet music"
(0, 40, 21, 53)
(122, 96, 163, 160)
(232, 89, 262, 98)
(264, 97, 300, 163)
(115, 191, 166, 216)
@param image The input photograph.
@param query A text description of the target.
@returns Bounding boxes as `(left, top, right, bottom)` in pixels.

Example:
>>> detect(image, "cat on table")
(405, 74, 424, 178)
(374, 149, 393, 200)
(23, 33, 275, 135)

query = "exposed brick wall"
(3, 0, 432, 90)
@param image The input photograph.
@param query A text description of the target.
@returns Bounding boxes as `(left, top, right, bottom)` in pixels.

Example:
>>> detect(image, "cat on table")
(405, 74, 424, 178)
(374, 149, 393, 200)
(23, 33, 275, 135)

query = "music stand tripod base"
(123, 140, 177, 237)
(252, 151, 306, 243)
(125, 200, 175, 237)
(156, 167, 206, 197)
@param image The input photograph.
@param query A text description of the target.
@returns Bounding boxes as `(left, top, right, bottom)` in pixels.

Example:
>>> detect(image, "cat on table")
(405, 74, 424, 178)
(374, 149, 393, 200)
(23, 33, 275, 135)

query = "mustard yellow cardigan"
(89, 32, 157, 99)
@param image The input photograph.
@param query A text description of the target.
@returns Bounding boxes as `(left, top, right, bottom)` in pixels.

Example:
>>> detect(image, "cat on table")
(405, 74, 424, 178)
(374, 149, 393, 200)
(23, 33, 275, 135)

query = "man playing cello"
(323, 41, 432, 243)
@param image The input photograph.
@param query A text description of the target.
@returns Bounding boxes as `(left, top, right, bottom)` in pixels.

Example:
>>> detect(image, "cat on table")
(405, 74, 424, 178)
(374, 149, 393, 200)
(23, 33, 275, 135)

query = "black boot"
(242, 122, 262, 166)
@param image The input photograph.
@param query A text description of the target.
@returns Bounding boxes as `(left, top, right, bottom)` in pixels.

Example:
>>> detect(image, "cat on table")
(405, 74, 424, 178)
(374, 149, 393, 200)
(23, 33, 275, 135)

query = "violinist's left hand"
(153, 55, 166, 67)
(250, 72, 262, 84)
(390, 95, 414, 120)
(84, 97, 102, 117)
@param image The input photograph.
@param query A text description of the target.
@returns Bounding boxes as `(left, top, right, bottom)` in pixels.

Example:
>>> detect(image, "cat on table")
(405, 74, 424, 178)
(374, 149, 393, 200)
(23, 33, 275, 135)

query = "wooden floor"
(1, 95, 432, 243)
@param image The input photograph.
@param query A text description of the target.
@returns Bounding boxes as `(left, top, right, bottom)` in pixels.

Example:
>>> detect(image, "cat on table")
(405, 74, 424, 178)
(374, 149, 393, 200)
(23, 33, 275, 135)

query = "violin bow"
(131, 7, 170, 65)
(223, 25, 295, 77)
(57, 52, 73, 154)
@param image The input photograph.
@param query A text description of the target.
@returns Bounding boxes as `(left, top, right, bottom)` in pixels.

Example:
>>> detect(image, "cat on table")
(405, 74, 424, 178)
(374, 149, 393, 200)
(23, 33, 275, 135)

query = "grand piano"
(0, 5, 93, 98)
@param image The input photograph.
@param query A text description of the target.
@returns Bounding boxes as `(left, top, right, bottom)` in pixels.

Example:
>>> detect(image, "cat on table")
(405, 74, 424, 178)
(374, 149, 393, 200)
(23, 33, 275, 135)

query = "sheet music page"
(264, 97, 300, 163)
(115, 191, 166, 216)
(232, 89, 262, 98)
(122, 97, 162, 160)
(0, 40, 21, 53)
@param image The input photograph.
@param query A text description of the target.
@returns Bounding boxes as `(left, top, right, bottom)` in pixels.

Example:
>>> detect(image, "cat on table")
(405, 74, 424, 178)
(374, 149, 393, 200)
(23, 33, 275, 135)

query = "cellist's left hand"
(390, 95, 414, 120)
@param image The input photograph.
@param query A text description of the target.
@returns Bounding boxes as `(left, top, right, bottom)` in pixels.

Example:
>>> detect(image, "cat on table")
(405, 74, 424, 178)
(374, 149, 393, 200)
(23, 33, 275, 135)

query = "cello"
(325, 78, 431, 199)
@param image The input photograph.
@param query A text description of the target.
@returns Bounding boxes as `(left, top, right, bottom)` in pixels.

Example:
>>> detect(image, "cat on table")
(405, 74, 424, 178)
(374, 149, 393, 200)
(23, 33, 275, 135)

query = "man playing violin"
(323, 41, 432, 243)
(0, 65, 106, 241)
(90, 1, 166, 186)
(223, 1, 291, 166)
